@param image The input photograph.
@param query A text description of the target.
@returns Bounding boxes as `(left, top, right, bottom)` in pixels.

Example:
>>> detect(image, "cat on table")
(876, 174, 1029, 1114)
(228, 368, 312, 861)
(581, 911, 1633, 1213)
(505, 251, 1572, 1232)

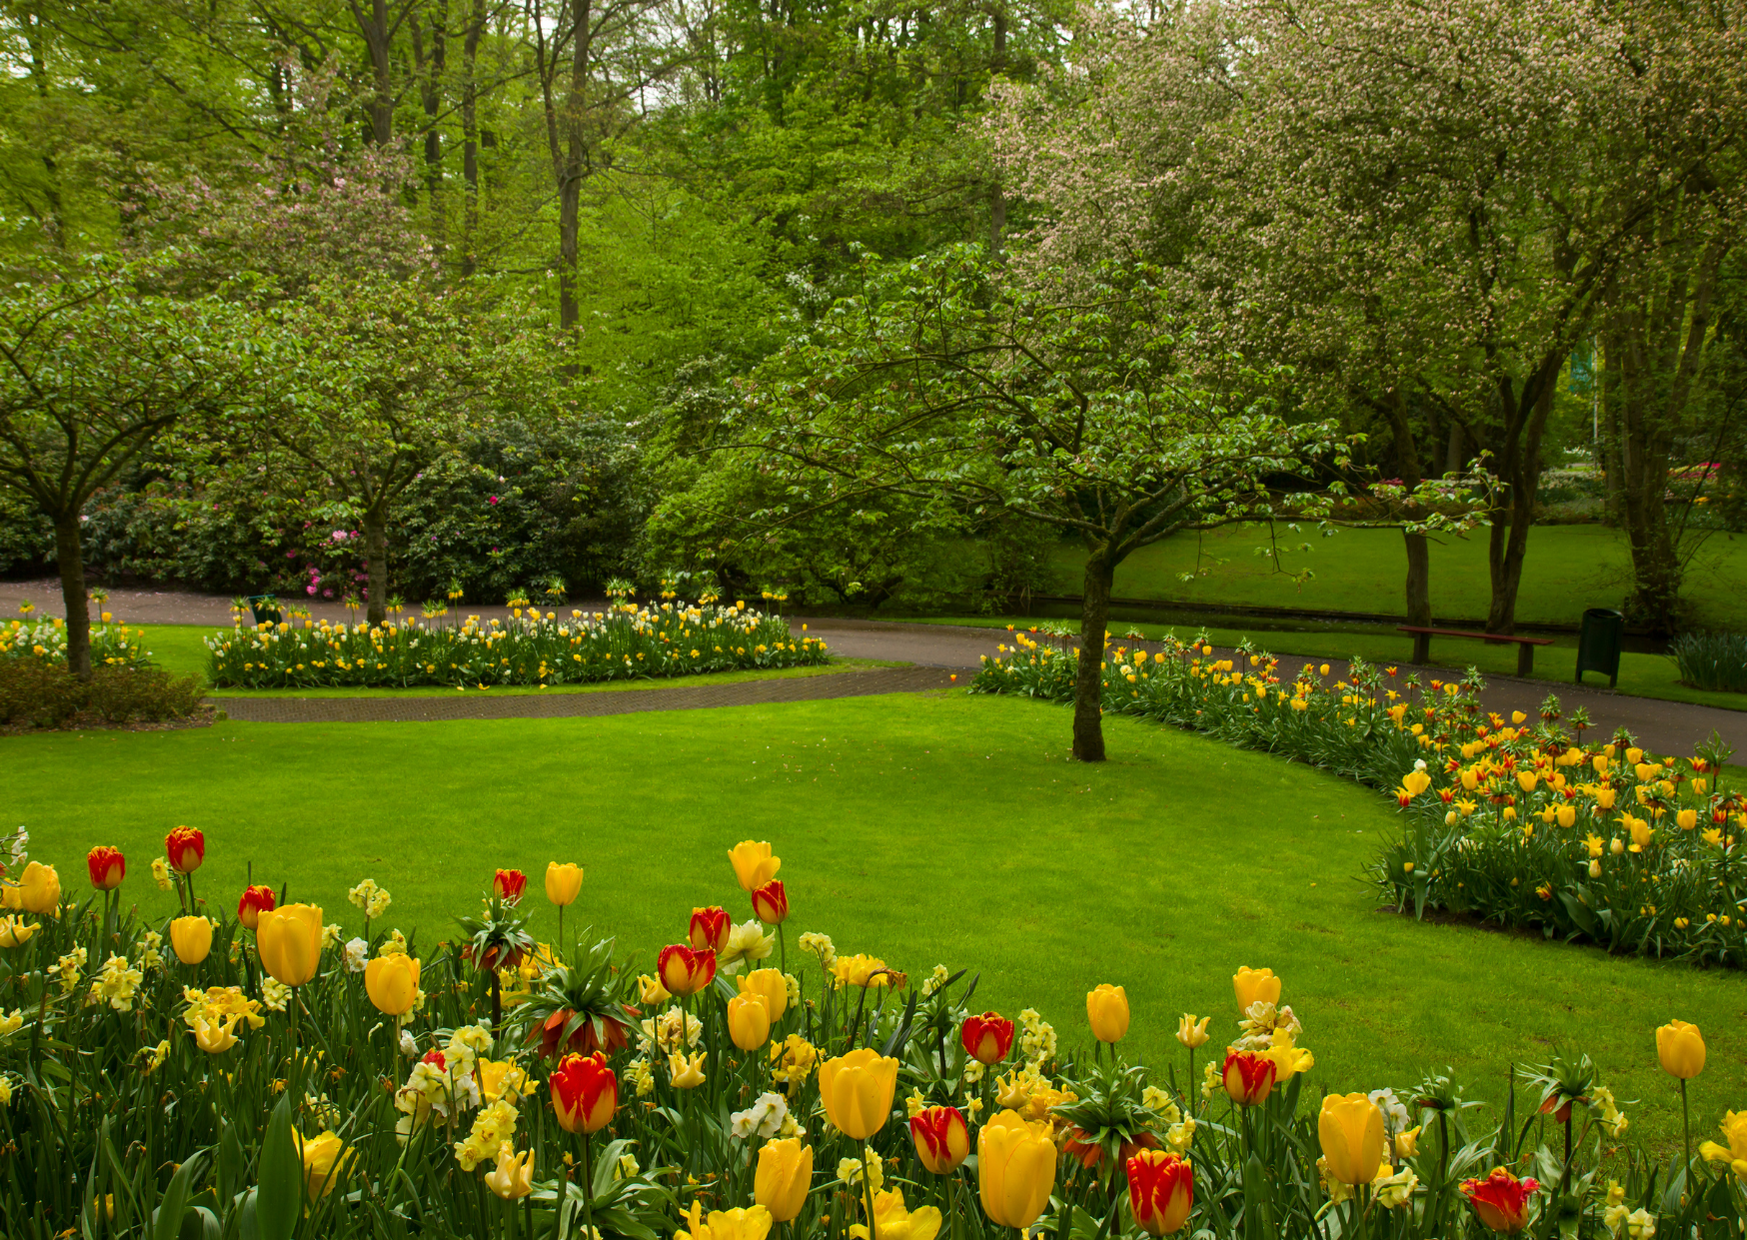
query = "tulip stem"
(1680, 1078, 1691, 1171)
(578, 1129, 595, 1240)
(860, 1139, 879, 1240)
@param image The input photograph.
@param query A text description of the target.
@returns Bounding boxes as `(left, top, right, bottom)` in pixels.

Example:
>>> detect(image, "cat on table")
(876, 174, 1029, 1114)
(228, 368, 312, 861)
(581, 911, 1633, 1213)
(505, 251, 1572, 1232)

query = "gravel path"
(5, 580, 1741, 755)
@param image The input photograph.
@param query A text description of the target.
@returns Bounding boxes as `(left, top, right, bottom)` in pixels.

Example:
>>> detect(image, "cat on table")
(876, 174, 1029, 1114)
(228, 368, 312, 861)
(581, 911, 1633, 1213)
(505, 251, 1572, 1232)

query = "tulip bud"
(755, 1138, 813, 1222)
(1318, 1093, 1386, 1185)
(1175, 1014, 1211, 1048)
(1461, 1168, 1540, 1233)
(1233, 966, 1281, 1011)
(493, 869, 528, 903)
(1222, 1050, 1277, 1107)
(689, 906, 730, 953)
(1087, 984, 1129, 1043)
(1656, 1020, 1705, 1080)
(169, 915, 213, 965)
(294, 1131, 353, 1200)
(237, 884, 276, 930)
(751, 879, 789, 924)
(545, 862, 584, 907)
(727, 839, 781, 891)
(257, 903, 324, 986)
(737, 968, 788, 1021)
(1127, 1149, 1193, 1236)
(727, 993, 772, 1051)
(818, 1047, 899, 1140)
(657, 944, 716, 996)
(961, 1012, 1016, 1065)
(550, 1052, 617, 1133)
(485, 1147, 535, 1200)
(6, 862, 60, 916)
(87, 846, 125, 892)
(910, 1105, 970, 1174)
(165, 826, 205, 874)
(978, 1110, 1057, 1228)
(365, 954, 421, 1015)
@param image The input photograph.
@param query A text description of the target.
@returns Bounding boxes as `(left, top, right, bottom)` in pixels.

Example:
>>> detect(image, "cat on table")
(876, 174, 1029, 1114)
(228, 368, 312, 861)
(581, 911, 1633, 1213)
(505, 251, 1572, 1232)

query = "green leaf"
(153, 1153, 198, 1240)
(254, 1095, 300, 1240)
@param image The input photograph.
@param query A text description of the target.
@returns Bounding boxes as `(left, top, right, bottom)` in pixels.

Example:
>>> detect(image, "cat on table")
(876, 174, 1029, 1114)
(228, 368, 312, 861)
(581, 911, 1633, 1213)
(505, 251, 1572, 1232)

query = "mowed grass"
(1042, 523, 1747, 632)
(905, 616, 1747, 712)
(6, 691, 1742, 1148)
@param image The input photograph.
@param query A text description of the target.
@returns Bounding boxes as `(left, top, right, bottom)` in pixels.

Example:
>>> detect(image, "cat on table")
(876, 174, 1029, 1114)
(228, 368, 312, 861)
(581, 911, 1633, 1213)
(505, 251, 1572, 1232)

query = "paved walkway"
(5, 578, 1739, 755)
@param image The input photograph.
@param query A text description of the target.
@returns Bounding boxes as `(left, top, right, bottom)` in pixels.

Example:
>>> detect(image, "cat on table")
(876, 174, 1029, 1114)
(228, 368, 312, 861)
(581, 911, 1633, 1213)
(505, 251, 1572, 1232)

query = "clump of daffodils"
(87, 954, 144, 1012)
(729, 1091, 804, 1141)
(348, 878, 393, 919)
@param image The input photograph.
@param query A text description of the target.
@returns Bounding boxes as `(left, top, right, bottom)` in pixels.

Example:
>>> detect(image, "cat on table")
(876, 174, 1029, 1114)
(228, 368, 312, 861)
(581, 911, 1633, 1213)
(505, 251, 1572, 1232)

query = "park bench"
(1397, 625, 1553, 677)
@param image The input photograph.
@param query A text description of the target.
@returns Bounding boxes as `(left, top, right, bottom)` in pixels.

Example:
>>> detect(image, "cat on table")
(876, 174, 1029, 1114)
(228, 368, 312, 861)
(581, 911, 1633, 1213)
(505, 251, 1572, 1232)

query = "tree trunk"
(55, 514, 91, 681)
(1383, 390, 1431, 627)
(1485, 367, 1557, 635)
(364, 509, 390, 626)
(461, 0, 483, 277)
(1072, 552, 1114, 763)
(412, 7, 446, 249)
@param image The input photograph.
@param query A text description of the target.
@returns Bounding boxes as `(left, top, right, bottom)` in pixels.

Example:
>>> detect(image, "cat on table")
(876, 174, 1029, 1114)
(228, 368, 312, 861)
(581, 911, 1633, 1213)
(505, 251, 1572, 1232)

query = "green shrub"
(0, 662, 206, 730)
(1668, 629, 1747, 692)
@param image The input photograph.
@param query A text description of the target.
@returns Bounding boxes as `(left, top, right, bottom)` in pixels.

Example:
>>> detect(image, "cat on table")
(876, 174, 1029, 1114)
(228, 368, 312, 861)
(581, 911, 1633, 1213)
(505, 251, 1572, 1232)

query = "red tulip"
(165, 826, 205, 874)
(87, 847, 125, 891)
(493, 869, 527, 902)
(657, 944, 717, 996)
(237, 885, 276, 930)
(1128, 1149, 1194, 1236)
(910, 1105, 971, 1173)
(550, 1052, 618, 1133)
(961, 1012, 1016, 1065)
(688, 906, 730, 953)
(751, 880, 789, 924)
(1221, 1051, 1277, 1107)
(1461, 1169, 1540, 1233)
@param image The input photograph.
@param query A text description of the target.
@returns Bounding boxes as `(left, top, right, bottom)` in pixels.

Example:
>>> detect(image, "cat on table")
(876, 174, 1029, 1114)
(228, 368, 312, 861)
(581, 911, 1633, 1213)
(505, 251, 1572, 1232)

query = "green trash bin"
(246, 594, 282, 626)
(1576, 607, 1623, 688)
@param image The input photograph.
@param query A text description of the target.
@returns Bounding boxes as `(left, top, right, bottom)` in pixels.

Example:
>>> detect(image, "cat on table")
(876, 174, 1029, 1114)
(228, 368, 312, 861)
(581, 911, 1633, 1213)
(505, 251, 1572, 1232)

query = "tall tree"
(0, 259, 255, 675)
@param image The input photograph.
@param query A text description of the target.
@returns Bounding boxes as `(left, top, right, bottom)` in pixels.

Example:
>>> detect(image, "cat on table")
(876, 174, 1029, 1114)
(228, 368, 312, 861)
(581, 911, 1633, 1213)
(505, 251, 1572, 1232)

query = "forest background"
(0, 0, 1742, 657)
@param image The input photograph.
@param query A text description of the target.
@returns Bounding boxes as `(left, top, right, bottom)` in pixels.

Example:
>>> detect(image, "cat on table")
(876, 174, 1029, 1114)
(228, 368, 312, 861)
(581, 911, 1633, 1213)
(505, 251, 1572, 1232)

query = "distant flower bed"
(4, 615, 154, 669)
(205, 600, 830, 689)
(972, 630, 1746, 967)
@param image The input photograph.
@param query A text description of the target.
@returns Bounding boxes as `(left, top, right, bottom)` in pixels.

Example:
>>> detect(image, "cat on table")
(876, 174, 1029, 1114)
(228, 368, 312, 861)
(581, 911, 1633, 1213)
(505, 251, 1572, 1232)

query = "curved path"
(3, 577, 1739, 754)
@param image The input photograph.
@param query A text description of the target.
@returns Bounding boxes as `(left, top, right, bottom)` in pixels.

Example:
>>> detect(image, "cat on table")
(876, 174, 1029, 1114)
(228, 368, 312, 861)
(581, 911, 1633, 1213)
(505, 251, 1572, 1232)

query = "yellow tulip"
(544, 862, 583, 907)
(1176, 1014, 1210, 1048)
(728, 993, 772, 1051)
(478, 1058, 531, 1104)
(1319, 1093, 1386, 1185)
(668, 1050, 707, 1090)
(817, 1047, 899, 1140)
(1233, 965, 1281, 1011)
(1395, 1126, 1421, 1159)
(293, 1130, 353, 1199)
(1656, 1020, 1706, 1080)
(1677, 809, 1698, 831)
(1086, 984, 1129, 1043)
(978, 1109, 1057, 1228)
(638, 973, 671, 1005)
(0, 916, 37, 948)
(727, 840, 781, 892)
(675, 1203, 774, 1240)
(257, 903, 324, 986)
(738, 967, 789, 1021)
(364, 954, 421, 1016)
(3, 862, 60, 917)
(169, 916, 212, 965)
(754, 1138, 813, 1222)
(485, 1146, 535, 1200)
(854, 1188, 942, 1240)
(1698, 1111, 1747, 1183)
(193, 1013, 240, 1054)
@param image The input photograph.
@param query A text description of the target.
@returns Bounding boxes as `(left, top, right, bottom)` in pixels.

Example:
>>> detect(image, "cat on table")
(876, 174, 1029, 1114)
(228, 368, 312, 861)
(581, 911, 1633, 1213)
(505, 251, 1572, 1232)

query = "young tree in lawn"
(729, 246, 1480, 760)
(0, 258, 256, 676)
(258, 276, 554, 624)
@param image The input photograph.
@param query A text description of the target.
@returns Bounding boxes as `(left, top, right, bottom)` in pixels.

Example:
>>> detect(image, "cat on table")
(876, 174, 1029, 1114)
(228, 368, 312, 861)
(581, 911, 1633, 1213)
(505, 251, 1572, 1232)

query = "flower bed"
(971, 632, 1746, 967)
(205, 599, 830, 689)
(4, 614, 155, 669)
(0, 831, 1741, 1238)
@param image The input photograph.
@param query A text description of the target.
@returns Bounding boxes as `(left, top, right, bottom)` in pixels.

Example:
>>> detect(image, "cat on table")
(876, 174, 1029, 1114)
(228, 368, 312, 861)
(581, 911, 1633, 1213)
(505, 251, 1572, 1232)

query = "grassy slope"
(6, 691, 1740, 1146)
(1042, 523, 1747, 632)
(129, 623, 894, 698)
(903, 617, 1747, 712)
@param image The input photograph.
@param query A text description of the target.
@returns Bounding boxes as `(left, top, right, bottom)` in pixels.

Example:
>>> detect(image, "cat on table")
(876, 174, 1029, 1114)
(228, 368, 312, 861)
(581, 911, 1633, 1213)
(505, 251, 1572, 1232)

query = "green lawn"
(1041, 523, 1747, 632)
(907, 615, 1747, 712)
(129, 623, 895, 697)
(6, 692, 1741, 1149)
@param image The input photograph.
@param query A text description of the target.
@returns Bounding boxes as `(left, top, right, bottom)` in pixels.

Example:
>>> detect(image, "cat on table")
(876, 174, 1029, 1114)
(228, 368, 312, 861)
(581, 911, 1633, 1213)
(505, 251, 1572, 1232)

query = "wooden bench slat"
(1396, 625, 1553, 677)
